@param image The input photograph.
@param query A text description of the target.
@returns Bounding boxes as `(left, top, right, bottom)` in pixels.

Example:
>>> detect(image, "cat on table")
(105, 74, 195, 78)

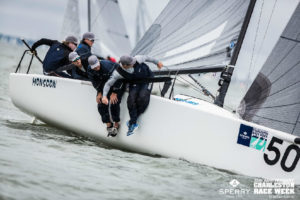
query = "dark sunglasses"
(73, 57, 80, 62)
(90, 39, 95, 42)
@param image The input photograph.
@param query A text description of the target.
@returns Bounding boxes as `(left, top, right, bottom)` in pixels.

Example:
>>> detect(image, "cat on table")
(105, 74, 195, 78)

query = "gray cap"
(82, 32, 95, 40)
(65, 35, 78, 44)
(120, 55, 136, 66)
(88, 55, 100, 69)
(69, 52, 80, 62)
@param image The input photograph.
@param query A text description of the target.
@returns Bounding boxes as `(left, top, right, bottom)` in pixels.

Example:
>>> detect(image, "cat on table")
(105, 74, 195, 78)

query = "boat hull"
(9, 73, 300, 183)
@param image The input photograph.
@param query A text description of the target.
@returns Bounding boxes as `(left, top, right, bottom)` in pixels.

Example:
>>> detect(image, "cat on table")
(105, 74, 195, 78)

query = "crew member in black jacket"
(102, 55, 163, 136)
(87, 55, 124, 137)
(76, 32, 95, 71)
(31, 35, 78, 77)
(55, 52, 89, 81)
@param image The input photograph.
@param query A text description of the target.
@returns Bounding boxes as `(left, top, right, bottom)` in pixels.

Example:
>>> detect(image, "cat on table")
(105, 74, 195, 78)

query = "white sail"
(237, 1, 300, 136)
(60, 0, 81, 40)
(132, 0, 250, 72)
(90, 0, 131, 58)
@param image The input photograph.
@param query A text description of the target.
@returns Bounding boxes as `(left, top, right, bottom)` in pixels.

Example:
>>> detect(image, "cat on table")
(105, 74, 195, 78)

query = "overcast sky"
(0, 0, 168, 46)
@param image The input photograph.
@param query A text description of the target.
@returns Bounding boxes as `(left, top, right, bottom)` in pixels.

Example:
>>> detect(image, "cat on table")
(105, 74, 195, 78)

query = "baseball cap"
(82, 32, 95, 40)
(65, 35, 78, 45)
(69, 52, 80, 62)
(88, 55, 100, 69)
(120, 55, 136, 66)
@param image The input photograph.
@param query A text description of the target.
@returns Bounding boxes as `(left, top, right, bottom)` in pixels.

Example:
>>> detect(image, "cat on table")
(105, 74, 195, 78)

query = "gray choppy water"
(0, 42, 299, 200)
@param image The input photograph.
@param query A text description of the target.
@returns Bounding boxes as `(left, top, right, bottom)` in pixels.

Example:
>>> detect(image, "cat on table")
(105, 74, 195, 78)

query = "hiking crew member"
(87, 55, 124, 137)
(102, 55, 163, 136)
(31, 35, 78, 77)
(76, 32, 95, 71)
(56, 52, 89, 81)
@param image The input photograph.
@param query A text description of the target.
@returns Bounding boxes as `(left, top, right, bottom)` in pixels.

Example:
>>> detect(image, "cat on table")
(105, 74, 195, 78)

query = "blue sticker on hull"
(237, 124, 268, 152)
(174, 98, 199, 105)
(237, 124, 253, 147)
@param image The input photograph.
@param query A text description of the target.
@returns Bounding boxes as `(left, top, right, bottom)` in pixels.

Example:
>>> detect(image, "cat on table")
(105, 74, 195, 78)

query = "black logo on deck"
(32, 77, 57, 88)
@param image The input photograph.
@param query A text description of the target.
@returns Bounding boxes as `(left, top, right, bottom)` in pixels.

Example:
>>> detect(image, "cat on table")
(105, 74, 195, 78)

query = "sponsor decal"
(218, 179, 250, 197)
(230, 179, 240, 188)
(219, 178, 295, 199)
(253, 179, 295, 198)
(174, 98, 199, 105)
(237, 124, 268, 152)
(32, 77, 57, 88)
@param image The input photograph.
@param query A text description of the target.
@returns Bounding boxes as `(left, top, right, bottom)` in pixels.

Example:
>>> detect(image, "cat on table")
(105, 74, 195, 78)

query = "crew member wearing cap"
(31, 35, 78, 77)
(102, 55, 163, 136)
(76, 32, 95, 71)
(56, 52, 89, 80)
(87, 55, 125, 137)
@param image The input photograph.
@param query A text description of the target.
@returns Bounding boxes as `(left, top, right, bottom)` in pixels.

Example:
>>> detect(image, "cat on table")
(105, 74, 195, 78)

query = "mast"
(214, 0, 257, 107)
(88, 0, 91, 32)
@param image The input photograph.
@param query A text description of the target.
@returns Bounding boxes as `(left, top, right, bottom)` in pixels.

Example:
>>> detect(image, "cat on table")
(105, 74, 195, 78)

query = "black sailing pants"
(127, 83, 152, 125)
(97, 90, 124, 123)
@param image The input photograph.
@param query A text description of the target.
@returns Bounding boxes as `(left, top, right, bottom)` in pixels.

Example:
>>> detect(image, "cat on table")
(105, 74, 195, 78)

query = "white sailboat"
(9, 0, 300, 183)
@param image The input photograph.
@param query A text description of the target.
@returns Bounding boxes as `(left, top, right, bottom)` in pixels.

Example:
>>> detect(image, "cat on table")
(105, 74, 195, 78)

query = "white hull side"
(9, 73, 300, 183)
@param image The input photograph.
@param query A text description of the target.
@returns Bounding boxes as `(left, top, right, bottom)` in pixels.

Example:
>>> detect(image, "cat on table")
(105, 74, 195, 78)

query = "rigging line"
(176, 78, 203, 94)
(252, 0, 277, 70)
(247, 0, 264, 89)
(177, 75, 201, 90)
(157, 65, 172, 96)
(177, 76, 203, 94)
(169, 71, 179, 99)
(177, 75, 234, 110)
(91, 0, 110, 28)
(177, 76, 214, 99)
(281, 36, 300, 43)
(177, 75, 204, 93)
(188, 74, 216, 100)
(175, 79, 213, 103)
(182, 72, 236, 109)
